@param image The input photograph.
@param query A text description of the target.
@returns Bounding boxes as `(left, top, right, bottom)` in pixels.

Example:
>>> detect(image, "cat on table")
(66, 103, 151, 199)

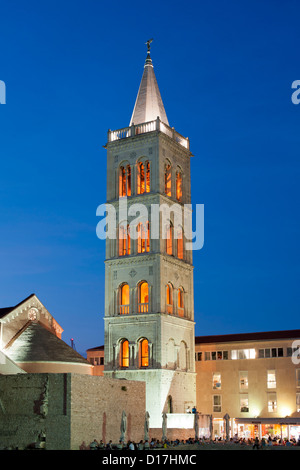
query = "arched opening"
(179, 341, 187, 370)
(166, 283, 173, 314)
(120, 339, 129, 368)
(137, 221, 150, 253)
(119, 224, 131, 256)
(138, 281, 149, 313)
(137, 160, 150, 194)
(146, 161, 150, 192)
(165, 222, 173, 255)
(177, 227, 184, 260)
(176, 171, 182, 201)
(164, 163, 171, 197)
(139, 338, 149, 367)
(137, 162, 145, 194)
(119, 283, 130, 314)
(119, 165, 131, 197)
(178, 288, 184, 317)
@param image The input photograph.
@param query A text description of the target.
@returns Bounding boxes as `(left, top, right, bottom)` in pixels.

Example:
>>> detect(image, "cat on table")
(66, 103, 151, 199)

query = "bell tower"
(103, 41, 196, 429)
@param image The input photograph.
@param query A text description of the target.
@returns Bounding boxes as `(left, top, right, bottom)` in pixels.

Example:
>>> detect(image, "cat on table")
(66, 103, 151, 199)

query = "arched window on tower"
(119, 283, 130, 315)
(176, 171, 182, 201)
(165, 163, 172, 197)
(119, 165, 131, 197)
(119, 224, 131, 256)
(178, 287, 184, 317)
(177, 227, 184, 260)
(137, 161, 151, 194)
(166, 283, 173, 314)
(120, 339, 129, 368)
(138, 281, 149, 313)
(165, 222, 173, 255)
(137, 221, 150, 253)
(139, 338, 149, 367)
(146, 161, 150, 192)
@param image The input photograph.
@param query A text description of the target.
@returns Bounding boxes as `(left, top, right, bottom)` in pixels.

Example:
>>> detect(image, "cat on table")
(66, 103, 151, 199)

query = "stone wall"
(0, 373, 146, 450)
(69, 373, 146, 449)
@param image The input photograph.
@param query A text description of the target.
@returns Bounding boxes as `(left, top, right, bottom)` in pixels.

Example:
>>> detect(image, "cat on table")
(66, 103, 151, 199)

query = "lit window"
(166, 284, 173, 314)
(231, 349, 256, 360)
(137, 222, 150, 253)
(268, 393, 277, 412)
(119, 224, 130, 256)
(120, 339, 129, 368)
(146, 161, 150, 192)
(267, 370, 276, 389)
(177, 227, 184, 259)
(165, 164, 171, 196)
(119, 165, 131, 197)
(120, 284, 130, 315)
(139, 282, 149, 313)
(137, 161, 150, 195)
(212, 373, 221, 390)
(165, 223, 173, 255)
(240, 395, 249, 412)
(178, 288, 184, 317)
(176, 171, 182, 201)
(239, 371, 248, 390)
(140, 338, 149, 367)
(213, 395, 221, 412)
(137, 162, 145, 194)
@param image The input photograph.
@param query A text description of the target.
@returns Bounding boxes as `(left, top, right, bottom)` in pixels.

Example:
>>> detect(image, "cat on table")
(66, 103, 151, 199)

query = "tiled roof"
(86, 345, 104, 352)
(5, 322, 89, 364)
(195, 329, 300, 344)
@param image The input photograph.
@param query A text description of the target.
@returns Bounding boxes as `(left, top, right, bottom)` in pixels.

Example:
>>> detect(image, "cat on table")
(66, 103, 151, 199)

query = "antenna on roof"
(70, 338, 77, 351)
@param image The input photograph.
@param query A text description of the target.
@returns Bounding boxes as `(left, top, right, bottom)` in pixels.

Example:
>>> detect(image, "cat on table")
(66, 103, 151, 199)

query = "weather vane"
(145, 38, 153, 53)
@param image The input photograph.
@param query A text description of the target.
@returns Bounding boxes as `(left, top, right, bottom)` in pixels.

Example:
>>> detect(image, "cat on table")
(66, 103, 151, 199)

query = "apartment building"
(195, 329, 300, 440)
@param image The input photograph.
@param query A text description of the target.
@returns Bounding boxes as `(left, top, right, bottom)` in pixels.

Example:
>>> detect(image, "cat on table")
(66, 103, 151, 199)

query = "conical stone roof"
(129, 47, 169, 126)
(5, 322, 89, 365)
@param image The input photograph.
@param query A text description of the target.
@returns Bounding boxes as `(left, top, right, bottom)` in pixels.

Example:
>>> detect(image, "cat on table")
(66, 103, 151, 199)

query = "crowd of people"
(80, 434, 300, 450)
(80, 436, 300, 450)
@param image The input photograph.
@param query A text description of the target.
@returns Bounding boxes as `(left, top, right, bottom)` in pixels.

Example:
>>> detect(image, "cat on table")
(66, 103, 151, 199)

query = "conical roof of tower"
(129, 43, 169, 126)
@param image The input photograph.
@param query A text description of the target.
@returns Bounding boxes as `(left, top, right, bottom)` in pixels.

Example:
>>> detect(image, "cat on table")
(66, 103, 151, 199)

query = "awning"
(234, 417, 300, 426)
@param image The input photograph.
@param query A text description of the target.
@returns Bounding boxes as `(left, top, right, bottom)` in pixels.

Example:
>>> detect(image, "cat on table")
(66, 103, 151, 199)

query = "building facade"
(195, 330, 300, 440)
(103, 42, 196, 428)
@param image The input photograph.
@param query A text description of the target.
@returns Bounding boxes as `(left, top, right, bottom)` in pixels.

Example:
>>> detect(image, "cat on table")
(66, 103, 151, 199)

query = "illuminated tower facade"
(103, 41, 196, 428)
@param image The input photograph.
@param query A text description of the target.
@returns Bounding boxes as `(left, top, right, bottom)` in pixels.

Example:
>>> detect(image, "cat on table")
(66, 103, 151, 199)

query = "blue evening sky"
(0, 0, 299, 356)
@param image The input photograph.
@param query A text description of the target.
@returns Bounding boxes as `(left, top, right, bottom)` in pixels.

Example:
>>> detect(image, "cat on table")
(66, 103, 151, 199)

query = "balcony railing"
(107, 117, 189, 150)
(119, 305, 130, 315)
(138, 302, 149, 313)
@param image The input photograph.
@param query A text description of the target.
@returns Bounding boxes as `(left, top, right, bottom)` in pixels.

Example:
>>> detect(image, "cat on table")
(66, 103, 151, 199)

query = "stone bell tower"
(103, 40, 196, 429)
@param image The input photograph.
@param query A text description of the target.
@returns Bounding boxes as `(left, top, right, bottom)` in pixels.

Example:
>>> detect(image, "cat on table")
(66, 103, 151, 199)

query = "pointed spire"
(129, 39, 169, 127)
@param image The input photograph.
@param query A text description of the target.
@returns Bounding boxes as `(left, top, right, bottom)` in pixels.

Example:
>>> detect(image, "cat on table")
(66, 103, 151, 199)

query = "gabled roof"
(0, 293, 36, 319)
(129, 47, 169, 126)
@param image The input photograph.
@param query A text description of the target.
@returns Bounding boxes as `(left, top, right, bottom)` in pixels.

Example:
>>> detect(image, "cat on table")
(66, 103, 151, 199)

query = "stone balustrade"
(108, 117, 189, 150)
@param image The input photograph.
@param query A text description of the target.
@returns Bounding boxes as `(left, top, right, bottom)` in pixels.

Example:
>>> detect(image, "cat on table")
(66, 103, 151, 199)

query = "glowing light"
(280, 406, 291, 417)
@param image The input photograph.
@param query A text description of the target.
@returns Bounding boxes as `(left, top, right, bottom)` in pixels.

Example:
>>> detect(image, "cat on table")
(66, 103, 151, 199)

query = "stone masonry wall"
(0, 373, 146, 450)
(69, 373, 146, 449)
(0, 373, 71, 450)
